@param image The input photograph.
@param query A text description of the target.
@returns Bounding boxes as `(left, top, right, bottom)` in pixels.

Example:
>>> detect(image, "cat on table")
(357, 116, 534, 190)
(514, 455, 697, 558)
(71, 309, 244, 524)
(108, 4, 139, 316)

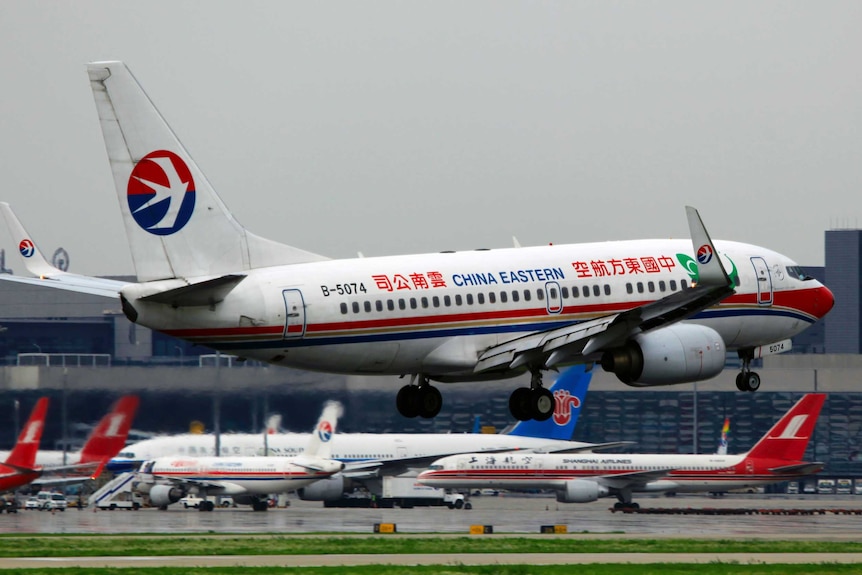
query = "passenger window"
(561, 287, 569, 298)
(670, 280, 677, 291)
(398, 299, 406, 310)
(489, 292, 497, 304)
(421, 297, 428, 308)
(340, 303, 348, 314)
(603, 284, 610, 296)
(592, 285, 600, 297)
(500, 292, 508, 303)
(658, 280, 666, 292)
(364, 301, 372, 312)
(546, 288, 554, 299)
(626, 283, 633, 295)
(477, 293, 485, 304)
(375, 300, 383, 312)
(432, 296, 440, 307)
(444, 295, 451, 306)
(352, 302, 360, 313)
(571, 287, 579, 298)
(523, 290, 531, 302)
(582, 286, 589, 298)
(512, 290, 520, 302)
(681, 279, 688, 289)
(648, 281, 655, 293)
(637, 282, 644, 294)
(466, 293, 474, 305)
(387, 299, 395, 311)
(410, 298, 417, 309)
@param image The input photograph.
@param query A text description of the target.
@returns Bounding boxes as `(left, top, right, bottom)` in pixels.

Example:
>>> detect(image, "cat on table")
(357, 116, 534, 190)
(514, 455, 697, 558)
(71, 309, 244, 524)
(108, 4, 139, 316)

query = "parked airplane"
(134, 401, 345, 511)
(0, 61, 833, 422)
(111, 367, 608, 505)
(417, 394, 825, 508)
(0, 398, 49, 493)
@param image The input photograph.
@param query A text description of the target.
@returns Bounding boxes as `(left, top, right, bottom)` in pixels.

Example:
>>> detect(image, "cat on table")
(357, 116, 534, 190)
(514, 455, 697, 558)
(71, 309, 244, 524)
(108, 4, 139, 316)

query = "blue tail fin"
(507, 365, 592, 439)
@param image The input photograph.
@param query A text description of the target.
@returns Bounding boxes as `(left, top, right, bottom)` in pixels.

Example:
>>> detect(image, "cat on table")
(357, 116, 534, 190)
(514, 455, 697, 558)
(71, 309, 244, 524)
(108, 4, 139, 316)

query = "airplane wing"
(769, 462, 824, 475)
(596, 468, 676, 491)
(474, 206, 735, 374)
(149, 474, 236, 495)
(533, 441, 636, 454)
(0, 203, 129, 298)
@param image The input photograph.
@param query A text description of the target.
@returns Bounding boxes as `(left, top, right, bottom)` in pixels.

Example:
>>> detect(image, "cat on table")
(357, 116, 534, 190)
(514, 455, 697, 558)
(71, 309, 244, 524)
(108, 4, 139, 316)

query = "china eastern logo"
(127, 150, 196, 235)
(18, 239, 35, 258)
(676, 251, 739, 288)
(317, 421, 333, 443)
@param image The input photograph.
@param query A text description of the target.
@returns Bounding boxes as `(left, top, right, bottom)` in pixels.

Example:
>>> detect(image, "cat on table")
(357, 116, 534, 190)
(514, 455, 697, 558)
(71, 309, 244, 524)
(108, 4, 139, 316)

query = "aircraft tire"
(746, 372, 761, 392)
(396, 385, 420, 418)
(530, 387, 555, 421)
(735, 372, 747, 391)
(417, 385, 442, 419)
(508, 388, 532, 421)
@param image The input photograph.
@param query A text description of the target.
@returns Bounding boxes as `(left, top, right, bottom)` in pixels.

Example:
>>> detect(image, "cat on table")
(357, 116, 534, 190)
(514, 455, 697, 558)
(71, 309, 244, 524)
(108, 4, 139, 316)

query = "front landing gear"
(735, 350, 761, 392)
(508, 370, 555, 422)
(396, 376, 443, 419)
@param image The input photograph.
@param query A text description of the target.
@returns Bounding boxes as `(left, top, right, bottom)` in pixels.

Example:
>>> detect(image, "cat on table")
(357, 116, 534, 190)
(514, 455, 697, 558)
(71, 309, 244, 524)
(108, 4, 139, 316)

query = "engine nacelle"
(556, 479, 609, 503)
(297, 473, 347, 501)
(149, 484, 184, 507)
(600, 324, 726, 386)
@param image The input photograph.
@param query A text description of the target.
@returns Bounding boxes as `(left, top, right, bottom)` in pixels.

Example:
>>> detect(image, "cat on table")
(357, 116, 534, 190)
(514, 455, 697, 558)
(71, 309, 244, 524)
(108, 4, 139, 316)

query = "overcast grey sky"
(0, 1, 858, 276)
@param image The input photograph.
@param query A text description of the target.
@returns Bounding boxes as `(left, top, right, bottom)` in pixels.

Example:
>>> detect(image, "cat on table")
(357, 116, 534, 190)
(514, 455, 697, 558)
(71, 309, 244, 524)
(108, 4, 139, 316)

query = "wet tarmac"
(3, 494, 861, 540)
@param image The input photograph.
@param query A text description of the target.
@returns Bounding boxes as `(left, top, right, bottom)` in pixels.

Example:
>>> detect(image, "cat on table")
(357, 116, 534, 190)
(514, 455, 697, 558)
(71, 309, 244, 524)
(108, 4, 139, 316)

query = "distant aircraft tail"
(86, 61, 327, 283)
(5, 397, 49, 469)
(507, 364, 591, 440)
(78, 395, 140, 466)
(745, 394, 825, 461)
(304, 401, 343, 459)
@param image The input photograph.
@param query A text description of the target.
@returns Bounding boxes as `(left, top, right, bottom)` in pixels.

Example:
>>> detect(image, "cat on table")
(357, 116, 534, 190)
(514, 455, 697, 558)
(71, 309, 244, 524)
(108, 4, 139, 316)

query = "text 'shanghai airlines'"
(0, 62, 833, 422)
(418, 394, 826, 509)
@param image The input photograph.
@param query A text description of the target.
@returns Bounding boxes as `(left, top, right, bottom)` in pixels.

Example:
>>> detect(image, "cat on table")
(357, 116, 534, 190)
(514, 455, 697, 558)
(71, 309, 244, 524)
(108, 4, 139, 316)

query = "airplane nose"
(816, 285, 835, 319)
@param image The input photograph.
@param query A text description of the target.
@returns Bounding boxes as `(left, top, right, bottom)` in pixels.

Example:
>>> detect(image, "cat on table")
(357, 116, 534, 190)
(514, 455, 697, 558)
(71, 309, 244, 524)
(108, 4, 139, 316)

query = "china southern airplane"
(0, 61, 834, 422)
(134, 402, 345, 511)
(417, 394, 825, 509)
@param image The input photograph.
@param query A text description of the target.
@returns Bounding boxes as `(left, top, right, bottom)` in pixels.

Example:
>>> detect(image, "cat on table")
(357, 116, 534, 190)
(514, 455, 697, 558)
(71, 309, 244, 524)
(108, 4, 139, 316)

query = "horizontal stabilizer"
(768, 462, 824, 475)
(140, 274, 246, 307)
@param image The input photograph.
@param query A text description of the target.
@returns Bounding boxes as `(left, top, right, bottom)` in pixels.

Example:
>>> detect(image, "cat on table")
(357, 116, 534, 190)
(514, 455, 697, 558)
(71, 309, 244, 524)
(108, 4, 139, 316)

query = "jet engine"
(297, 474, 347, 501)
(556, 479, 609, 503)
(600, 324, 726, 386)
(149, 485, 184, 507)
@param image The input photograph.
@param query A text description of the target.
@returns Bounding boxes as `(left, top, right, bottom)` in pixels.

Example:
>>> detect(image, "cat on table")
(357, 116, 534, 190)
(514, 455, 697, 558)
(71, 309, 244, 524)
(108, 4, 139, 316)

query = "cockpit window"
(786, 266, 813, 281)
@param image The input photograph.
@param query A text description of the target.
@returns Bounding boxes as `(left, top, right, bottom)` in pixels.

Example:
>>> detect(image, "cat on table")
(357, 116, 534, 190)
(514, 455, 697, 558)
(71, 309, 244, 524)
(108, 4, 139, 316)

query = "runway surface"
(2, 493, 860, 540)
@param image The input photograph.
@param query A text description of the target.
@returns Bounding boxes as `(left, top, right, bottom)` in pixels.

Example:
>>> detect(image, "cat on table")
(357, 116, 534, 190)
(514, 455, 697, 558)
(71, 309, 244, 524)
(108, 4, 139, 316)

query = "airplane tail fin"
(5, 397, 49, 469)
(86, 61, 327, 283)
(305, 401, 343, 459)
(745, 394, 825, 461)
(716, 417, 730, 455)
(77, 395, 140, 465)
(506, 364, 591, 440)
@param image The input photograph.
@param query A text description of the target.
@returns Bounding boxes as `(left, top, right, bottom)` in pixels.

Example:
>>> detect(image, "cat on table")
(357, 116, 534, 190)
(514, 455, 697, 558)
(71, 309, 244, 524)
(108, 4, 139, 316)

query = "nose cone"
(816, 285, 835, 319)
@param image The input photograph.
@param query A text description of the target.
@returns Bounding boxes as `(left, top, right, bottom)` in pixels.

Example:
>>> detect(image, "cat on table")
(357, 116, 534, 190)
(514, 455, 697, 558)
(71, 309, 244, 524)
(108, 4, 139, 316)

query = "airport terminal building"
(0, 229, 860, 486)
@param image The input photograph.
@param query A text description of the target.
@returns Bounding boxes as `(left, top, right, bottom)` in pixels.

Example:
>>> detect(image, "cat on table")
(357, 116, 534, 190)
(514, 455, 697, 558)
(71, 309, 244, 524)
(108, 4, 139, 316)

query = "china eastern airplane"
(0, 61, 834, 423)
(134, 401, 345, 511)
(418, 394, 825, 509)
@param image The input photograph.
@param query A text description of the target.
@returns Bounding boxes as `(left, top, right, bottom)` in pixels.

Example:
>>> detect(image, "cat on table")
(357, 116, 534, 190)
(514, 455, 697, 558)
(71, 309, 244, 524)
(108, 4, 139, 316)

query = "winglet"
(0, 203, 58, 278)
(685, 206, 731, 287)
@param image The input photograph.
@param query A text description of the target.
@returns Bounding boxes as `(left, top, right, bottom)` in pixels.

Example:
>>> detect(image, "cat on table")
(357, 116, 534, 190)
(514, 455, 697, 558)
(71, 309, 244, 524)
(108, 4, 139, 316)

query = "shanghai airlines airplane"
(0, 398, 49, 493)
(134, 402, 345, 511)
(418, 394, 825, 508)
(0, 61, 833, 422)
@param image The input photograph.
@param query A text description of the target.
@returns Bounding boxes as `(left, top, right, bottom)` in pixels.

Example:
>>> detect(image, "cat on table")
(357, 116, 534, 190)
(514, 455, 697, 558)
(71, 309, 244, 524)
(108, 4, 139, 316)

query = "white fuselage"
(125, 239, 830, 379)
(141, 456, 341, 496)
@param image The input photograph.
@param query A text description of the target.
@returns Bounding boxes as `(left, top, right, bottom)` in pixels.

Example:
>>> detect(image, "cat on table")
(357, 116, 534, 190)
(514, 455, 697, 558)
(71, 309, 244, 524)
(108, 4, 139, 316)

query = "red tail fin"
(745, 394, 825, 461)
(77, 395, 140, 465)
(5, 397, 49, 469)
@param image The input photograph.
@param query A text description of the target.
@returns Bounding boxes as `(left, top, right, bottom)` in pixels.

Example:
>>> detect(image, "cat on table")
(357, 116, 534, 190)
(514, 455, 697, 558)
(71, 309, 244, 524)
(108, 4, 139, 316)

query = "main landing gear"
(508, 369, 555, 422)
(735, 350, 761, 392)
(396, 376, 443, 419)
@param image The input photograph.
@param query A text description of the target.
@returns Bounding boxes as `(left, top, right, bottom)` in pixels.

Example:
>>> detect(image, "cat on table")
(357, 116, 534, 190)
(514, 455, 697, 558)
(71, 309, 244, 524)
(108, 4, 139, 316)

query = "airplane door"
(282, 289, 306, 339)
(544, 282, 563, 314)
(750, 257, 773, 305)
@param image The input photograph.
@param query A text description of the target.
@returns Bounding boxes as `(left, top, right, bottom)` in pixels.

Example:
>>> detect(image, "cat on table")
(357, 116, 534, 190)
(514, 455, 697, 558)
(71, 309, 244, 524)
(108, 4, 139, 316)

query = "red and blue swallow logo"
(18, 239, 35, 258)
(696, 244, 713, 265)
(127, 150, 196, 236)
(317, 421, 333, 443)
